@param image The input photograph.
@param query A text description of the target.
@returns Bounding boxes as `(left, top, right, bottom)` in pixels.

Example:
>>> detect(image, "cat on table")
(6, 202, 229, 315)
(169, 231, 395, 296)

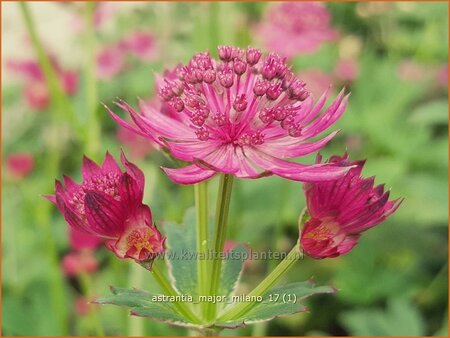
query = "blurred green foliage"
(2, 2, 448, 336)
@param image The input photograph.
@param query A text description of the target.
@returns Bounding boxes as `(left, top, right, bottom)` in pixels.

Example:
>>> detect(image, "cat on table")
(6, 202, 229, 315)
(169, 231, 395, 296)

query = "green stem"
(206, 174, 234, 321)
(218, 244, 301, 322)
(127, 262, 145, 336)
(79, 272, 105, 336)
(19, 3, 71, 334)
(150, 262, 201, 324)
(84, 2, 100, 156)
(19, 2, 78, 132)
(195, 181, 209, 319)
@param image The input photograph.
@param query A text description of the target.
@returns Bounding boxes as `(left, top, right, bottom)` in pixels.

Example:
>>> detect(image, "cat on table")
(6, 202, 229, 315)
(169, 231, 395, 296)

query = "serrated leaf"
(163, 207, 198, 297)
(95, 287, 203, 329)
(219, 244, 248, 298)
(215, 280, 335, 328)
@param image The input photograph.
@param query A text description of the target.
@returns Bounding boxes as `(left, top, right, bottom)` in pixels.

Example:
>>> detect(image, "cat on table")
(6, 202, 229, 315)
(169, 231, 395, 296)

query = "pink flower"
(109, 46, 350, 184)
(96, 45, 125, 80)
(334, 59, 359, 82)
(297, 69, 334, 99)
(69, 227, 102, 251)
(7, 59, 79, 110)
(6, 153, 35, 178)
(121, 31, 157, 61)
(61, 251, 99, 276)
(256, 2, 337, 58)
(437, 64, 448, 88)
(72, 3, 118, 32)
(46, 152, 165, 263)
(299, 153, 402, 259)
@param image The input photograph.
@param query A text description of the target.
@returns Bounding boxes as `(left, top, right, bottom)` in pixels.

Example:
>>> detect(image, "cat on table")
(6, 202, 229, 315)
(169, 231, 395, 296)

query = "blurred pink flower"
(298, 69, 334, 100)
(7, 59, 79, 110)
(121, 31, 157, 61)
(397, 60, 427, 82)
(256, 2, 337, 59)
(46, 152, 165, 264)
(437, 63, 448, 88)
(96, 45, 126, 80)
(6, 153, 35, 178)
(61, 251, 99, 276)
(334, 59, 359, 82)
(116, 124, 156, 159)
(72, 3, 118, 32)
(69, 227, 102, 251)
(110, 46, 351, 185)
(300, 153, 402, 259)
(74, 297, 96, 316)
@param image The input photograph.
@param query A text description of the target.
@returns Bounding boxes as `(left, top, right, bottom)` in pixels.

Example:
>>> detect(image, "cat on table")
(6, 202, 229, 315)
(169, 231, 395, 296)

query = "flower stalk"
(195, 181, 210, 319)
(218, 243, 302, 322)
(150, 263, 201, 324)
(79, 272, 105, 336)
(206, 174, 234, 321)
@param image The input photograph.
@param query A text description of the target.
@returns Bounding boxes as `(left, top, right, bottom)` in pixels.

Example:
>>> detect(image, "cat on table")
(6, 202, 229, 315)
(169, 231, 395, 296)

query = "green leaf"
(219, 244, 248, 298)
(409, 100, 448, 126)
(163, 208, 198, 297)
(340, 298, 425, 336)
(215, 280, 335, 328)
(96, 287, 202, 329)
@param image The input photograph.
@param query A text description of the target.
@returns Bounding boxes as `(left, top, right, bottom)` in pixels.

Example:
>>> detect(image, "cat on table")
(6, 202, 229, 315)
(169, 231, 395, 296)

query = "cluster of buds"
(157, 46, 310, 144)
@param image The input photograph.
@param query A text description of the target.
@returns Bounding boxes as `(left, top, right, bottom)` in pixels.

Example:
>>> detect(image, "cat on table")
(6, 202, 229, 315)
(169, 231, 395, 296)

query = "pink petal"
(120, 150, 145, 189)
(101, 151, 121, 173)
(118, 173, 143, 209)
(164, 139, 221, 162)
(105, 104, 151, 139)
(259, 130, 339, 158)
(245, 148, 352, 182)
(82, 156, 101, 180)
(161, 164, 216, 185)
(84, 191, 125, 238)
(195, 144, 239, 174)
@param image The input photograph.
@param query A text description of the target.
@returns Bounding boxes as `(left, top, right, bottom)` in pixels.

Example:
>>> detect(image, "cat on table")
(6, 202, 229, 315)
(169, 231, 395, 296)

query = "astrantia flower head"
(300, 153, 403, 259)
(46, 152, 165, 264)
(256, 2, 337, 58)
(110, 45, 351, 184)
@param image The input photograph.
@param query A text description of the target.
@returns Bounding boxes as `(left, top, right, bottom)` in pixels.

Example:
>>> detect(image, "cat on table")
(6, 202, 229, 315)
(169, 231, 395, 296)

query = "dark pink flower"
(6, 152, 35, 178)
(96, 45, 125, 80)
(69, 227, 102, 251)
(300, 153, 402, 259)
(61, 251, 99, 276)
(46, 152, 165, 263)
(256, 2, 337, 58)
(121, 31, 157, 61)
(109, 46, 351, 185)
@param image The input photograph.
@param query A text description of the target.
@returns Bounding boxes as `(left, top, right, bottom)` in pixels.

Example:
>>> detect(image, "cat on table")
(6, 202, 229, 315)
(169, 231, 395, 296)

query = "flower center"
(158, 46, 310, 146)
(69, 172, 121, 215)
(126, 227, 156, 253)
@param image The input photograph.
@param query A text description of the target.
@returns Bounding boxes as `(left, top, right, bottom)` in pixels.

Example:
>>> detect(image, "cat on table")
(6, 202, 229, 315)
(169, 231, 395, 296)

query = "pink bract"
(6, 152, 35, 178)
(299, 153, 403, 259)
(46, 152, 165, 263)
(109, 46, 351, 185)
(256, 2, 337, 58)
